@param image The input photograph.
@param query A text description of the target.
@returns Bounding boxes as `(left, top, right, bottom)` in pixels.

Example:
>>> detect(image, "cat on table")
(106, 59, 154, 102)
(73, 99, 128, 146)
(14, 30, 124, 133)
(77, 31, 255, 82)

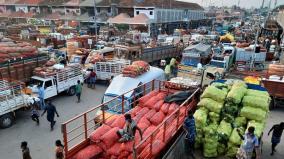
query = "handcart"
(261, 64, 284, 109)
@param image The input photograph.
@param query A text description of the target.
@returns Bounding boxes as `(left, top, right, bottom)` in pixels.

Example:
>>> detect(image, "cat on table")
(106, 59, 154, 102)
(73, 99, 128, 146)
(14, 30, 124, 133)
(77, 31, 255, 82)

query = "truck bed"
(61, 80, 199, 159)
(0, 95, 28, 116)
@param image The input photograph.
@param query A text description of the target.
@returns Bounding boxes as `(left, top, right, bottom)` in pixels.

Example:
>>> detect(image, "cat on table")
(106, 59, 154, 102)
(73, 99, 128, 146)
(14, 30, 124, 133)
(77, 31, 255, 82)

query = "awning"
(108, 13, 149, 25)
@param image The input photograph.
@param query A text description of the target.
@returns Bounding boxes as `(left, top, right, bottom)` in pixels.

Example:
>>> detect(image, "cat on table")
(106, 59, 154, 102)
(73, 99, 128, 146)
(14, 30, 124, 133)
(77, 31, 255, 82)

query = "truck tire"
(0, 114, 14, 129)
(68, 86, 76, 96)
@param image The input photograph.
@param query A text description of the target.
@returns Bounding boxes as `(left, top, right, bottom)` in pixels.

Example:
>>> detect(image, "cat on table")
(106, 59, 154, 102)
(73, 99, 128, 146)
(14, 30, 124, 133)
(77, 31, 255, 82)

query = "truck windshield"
(103, 95, 131, 114)
(29, 79, 44, 87)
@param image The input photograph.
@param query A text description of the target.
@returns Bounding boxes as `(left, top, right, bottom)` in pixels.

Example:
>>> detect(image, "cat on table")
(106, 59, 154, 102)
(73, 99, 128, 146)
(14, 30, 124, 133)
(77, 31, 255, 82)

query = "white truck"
(0, 80, 37, 128)
(85, 59, 131, 83)
(29, 64, 84, 99)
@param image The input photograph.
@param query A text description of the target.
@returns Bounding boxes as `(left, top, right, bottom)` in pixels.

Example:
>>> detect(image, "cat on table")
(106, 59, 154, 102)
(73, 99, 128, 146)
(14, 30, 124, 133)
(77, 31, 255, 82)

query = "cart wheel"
(0, 113, 14, 129)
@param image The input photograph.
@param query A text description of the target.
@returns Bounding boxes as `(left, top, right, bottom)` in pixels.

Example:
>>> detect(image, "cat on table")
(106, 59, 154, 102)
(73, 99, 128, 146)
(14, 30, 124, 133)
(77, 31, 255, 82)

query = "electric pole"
(261, 0, 265, 9)
(94, 0, 98, 41)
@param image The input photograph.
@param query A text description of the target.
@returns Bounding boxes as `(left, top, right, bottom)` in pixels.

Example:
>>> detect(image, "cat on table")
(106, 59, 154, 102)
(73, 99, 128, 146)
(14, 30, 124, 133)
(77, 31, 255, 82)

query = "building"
(0, 0, 205, 35)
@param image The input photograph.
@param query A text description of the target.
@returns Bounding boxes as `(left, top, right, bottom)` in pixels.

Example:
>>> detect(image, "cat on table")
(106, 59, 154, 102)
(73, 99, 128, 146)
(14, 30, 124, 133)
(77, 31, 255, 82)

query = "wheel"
(0, 114, 14, 129)
(67, 86, 76, 96)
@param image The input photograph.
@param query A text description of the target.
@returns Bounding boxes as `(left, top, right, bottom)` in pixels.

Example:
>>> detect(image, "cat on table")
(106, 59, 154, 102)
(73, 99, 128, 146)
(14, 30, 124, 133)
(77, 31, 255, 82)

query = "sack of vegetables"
(226, 82, 247, 104)
(203, 124, 219, 158)
(240, 106, 267, 122)
(198, 98, 223, 114)
(201, 86, 227, 102)
(193, 107, 208, 128)
(242, 95, 270, 111)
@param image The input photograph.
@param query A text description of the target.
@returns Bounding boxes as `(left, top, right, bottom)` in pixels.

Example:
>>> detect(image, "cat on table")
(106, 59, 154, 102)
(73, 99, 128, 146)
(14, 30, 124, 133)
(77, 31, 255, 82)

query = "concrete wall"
(276, 10, 284, 30)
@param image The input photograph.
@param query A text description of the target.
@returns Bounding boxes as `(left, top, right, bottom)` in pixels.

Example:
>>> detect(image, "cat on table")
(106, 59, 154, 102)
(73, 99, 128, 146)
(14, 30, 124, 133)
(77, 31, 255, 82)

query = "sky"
(180, 0, 284, 9)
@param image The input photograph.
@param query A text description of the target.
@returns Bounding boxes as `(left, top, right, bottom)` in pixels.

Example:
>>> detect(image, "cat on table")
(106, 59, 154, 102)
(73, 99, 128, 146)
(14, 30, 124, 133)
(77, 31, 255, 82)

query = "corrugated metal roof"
(15, 0, 42, 5)
(108, 13, 149, 24)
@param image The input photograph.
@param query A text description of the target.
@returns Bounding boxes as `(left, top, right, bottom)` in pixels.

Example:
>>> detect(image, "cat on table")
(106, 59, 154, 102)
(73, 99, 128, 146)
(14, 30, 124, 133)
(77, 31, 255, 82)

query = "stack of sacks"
(240, 89, 270, 122)
(122, 61, 150, 78)
(74, 89, 187, 159)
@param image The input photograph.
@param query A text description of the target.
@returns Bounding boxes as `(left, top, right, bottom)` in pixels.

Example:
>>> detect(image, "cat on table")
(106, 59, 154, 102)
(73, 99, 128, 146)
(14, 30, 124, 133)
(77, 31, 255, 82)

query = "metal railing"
(61, 79, 199, 158)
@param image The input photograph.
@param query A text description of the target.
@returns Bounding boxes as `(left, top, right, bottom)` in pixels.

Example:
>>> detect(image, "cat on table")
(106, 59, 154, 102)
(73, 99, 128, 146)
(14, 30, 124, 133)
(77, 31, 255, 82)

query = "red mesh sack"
(143, 126, 157, 137)
(74, 144, 103, 159)
(132, 61, 150, 71)
(137, 122, 149, 133)
(105, 117, 116, 126)
(139, 90, 159, 106)
(153, 100, 164, 111)
(120, 140, 135, 152)
(156, 92, 167, 100)
(129, 106, 142, 116)
(150, 112, 166, 126)
(118, 151, 130, 159)
(143, 96, 160, 109)
(133, 107, 149, 123)
(179, 106, 187, 118)
(160, 103, 170, 114)
(107, 142, 123, 156)
(168, 103, 179, 115)
(90, 124, 112, 143)
(144, 109, 156, 120)
(139, 116, 151, 126)
(111, 115, 126, 129)
(100, 127, 120, 149)
(140, 140, 166, 158)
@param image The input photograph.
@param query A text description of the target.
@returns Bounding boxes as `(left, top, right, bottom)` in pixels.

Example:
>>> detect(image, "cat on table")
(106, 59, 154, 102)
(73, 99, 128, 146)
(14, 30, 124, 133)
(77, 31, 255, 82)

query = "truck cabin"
(29, 76, 57, 99)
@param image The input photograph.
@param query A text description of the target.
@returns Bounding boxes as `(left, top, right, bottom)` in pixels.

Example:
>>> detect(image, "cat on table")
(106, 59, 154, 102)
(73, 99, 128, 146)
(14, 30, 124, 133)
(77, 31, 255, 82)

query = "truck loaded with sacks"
(61, 80, 199, 159)
(0, 36, 49, 82)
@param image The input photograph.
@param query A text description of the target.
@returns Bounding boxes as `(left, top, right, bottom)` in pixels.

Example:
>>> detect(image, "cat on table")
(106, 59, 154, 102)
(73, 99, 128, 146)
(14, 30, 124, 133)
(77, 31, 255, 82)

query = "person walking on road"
(41, 100, 59, 131)
(75, 80, 82, 103)
(268, 122, 284, 156)
(37, 85, 45, 110)
(88, 70, 96, 89)
(21, 141, 32, 159)
(237, 126, 260, 159)
(31, 105, 39, 125)
(55, 140, 64, 159)
(183, 109, 196, 159)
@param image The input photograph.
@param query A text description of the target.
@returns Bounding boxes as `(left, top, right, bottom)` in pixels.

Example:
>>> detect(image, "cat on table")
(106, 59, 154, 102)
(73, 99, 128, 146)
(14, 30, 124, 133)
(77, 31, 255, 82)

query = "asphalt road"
(0, 84, 107, 159)
(0, 84, 283, 159)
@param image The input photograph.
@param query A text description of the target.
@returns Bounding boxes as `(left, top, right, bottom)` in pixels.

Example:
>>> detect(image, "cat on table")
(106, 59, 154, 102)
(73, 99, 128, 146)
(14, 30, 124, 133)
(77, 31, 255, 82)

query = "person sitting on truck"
(37, 84, 45, 110)
(41, 100, 59, 131)
(237, 126, 260, 159)
(88, 70, 97, 89)
(117, 114, 143, 142)
(75, 80, 82, 103)
(21, 141, 32, 159)
(268, 122, 284, 156)
(183, 109, 196, 159)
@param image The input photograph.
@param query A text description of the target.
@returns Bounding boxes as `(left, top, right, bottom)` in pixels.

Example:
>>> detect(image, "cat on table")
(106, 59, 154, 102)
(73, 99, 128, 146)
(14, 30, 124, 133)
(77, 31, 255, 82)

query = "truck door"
(44, 79, 57, 99)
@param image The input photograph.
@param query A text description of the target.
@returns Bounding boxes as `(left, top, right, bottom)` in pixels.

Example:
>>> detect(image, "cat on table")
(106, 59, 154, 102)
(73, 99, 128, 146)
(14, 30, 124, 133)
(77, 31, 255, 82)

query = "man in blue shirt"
(183, 109, 196, 159)
(37, 85, 45, 110)
(237, 126, 260, 159)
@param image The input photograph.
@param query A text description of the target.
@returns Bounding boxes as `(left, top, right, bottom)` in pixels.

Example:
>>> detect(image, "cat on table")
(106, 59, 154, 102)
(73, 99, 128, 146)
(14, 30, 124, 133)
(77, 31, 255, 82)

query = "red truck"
(61, 80, 199, 159)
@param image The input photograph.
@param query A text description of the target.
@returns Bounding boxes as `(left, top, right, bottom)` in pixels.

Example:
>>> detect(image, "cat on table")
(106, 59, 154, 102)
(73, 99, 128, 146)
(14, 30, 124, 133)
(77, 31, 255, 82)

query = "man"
(117, 114, 143, 142)
(41, 100, 59, 131)
(268, 122, 284, 156)
(88, 70, 96, 89)
(37, 85, 45, 110)
(31, 105, 39, 125)
(21, 141, 32, 159)
(75, 80, 82, 103)
(164, 63, 172, 81)
(237, 126, 260, 159)
(183, 109, 196, 159)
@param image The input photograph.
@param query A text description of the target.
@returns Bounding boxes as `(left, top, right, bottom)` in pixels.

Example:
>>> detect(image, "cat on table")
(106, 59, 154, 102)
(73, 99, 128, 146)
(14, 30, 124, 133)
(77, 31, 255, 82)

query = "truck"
(114, 44, 183, 64)
(0, 79, 37, 128)
(61, 80, 199, 159)
(0, 54, 49, 83)
(29, 64, 84, 99)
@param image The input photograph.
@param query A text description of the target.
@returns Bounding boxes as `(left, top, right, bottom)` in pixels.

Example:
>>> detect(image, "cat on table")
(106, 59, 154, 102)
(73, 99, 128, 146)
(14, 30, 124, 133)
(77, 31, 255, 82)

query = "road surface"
(0, 84, 107, 159)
